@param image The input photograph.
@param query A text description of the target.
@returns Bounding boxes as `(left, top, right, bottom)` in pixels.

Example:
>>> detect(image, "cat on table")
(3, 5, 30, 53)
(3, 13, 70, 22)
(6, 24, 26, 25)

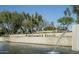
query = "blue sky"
(0, 5, 76, 26)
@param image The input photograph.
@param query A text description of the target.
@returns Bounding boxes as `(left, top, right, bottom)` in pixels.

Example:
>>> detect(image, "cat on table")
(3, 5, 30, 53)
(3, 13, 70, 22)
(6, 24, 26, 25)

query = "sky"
(0, 5, 76, 27)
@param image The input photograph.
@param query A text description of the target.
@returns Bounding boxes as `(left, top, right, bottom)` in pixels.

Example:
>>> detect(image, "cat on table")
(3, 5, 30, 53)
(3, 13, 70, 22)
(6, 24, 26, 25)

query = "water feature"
(0, 42, 9, 53)
(48, 31, 67, 54)
(0, 41, 79, 54)
(0, 25, 79, 54)
(48, 25, 71, 54)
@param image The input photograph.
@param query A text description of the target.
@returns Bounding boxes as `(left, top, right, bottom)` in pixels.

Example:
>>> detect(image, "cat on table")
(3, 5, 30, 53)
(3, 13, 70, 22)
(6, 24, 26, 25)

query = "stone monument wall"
(0, 32, 72, 46)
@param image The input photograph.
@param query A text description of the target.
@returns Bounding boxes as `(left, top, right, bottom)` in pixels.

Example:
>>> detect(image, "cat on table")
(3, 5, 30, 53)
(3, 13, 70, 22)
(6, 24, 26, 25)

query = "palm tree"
(64, 8, 71, 17)
(72, 5, 79, 24)
(0, 11, 45, 34)
(0, 11, 11, 34)
(10, 11, 24, 34)
(34, 12, 44, 31)
(57, 8, 74, 30)
(73, 5, 79, 16)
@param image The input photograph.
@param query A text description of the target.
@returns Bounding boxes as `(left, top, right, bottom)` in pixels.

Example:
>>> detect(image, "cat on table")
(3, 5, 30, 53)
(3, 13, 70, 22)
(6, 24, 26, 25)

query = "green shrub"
(44, 26, 56, 31)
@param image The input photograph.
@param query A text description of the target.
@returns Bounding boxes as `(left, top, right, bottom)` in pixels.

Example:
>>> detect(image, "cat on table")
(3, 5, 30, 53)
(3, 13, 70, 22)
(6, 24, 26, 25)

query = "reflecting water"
(0, 42, 79, 54)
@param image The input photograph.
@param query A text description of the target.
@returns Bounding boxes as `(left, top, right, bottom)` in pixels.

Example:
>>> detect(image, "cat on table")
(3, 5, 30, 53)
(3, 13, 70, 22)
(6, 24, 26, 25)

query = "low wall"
(0, 32, 72, 46)
(0, 37, 5, 41)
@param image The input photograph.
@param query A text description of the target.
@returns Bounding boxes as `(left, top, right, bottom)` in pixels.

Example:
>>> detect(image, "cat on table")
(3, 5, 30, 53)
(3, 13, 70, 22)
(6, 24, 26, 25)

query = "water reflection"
(0, 42, 9, 53)
(0, 42, 79, 54)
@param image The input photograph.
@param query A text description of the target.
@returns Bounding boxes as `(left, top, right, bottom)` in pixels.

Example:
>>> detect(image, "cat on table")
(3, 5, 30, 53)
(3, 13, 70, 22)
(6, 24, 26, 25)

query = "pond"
(0, 41, 79, 54)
